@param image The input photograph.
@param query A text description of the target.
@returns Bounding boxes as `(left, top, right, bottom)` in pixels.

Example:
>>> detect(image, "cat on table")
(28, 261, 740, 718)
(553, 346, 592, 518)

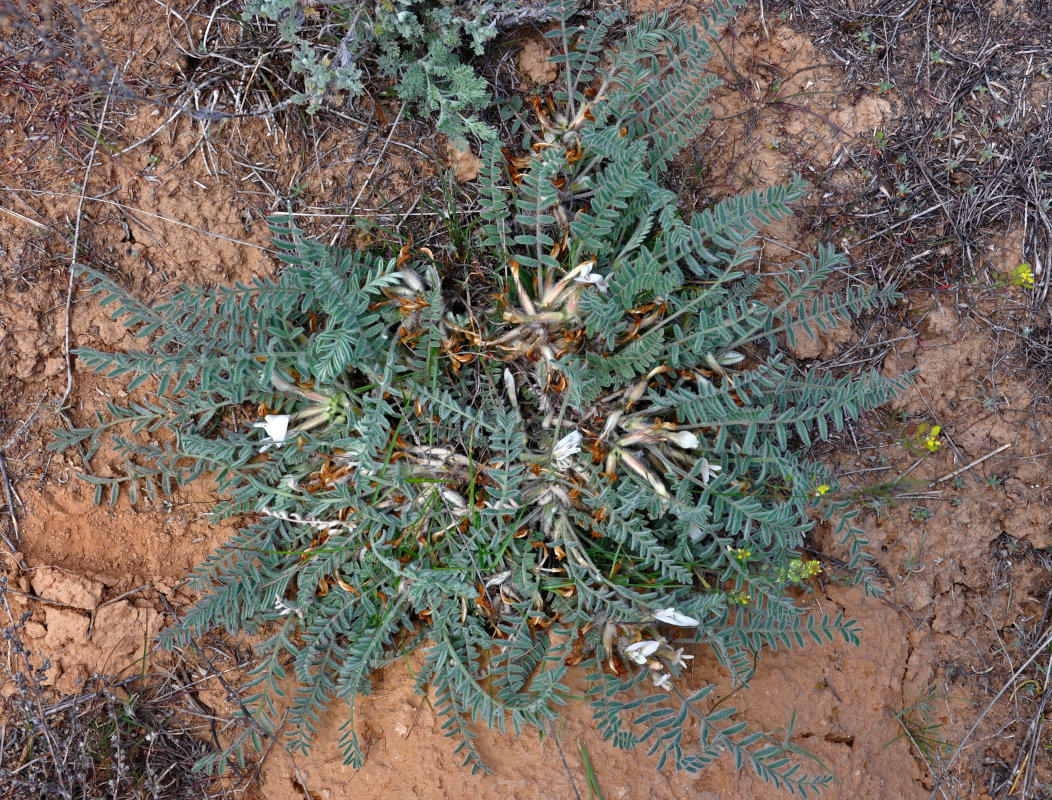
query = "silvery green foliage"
(242, 0, 518, 141)
(53, 1, 907, 792)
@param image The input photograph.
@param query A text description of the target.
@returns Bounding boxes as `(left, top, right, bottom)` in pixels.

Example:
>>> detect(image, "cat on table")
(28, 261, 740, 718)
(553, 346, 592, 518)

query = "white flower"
(667, 647, 694, 669)
(274, 596, 306, 619)
(503, 367, 519, 410)
(716, 350, 745, 366)
(651, 671, 672, 690)
(253, 414, 290, 452)
(624, 639, 662, 665)
(484, 570, 512, 589)
(665, 430, 700, 450)
(552, 430, 582, 469)
(652, 607, 700, 627)
(698, 457, 721, 485)
(573, 261, 609, 293)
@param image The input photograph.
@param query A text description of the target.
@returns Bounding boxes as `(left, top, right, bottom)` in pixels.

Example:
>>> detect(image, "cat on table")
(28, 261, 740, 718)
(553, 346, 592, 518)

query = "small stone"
(153, 578, 174, 595)
(786, 323, 823, 359)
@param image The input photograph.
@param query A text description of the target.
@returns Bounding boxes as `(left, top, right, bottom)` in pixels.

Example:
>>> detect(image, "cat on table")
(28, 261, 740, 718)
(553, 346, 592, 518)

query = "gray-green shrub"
(242, 0, 545, 141)
(53, 1, 906, 791)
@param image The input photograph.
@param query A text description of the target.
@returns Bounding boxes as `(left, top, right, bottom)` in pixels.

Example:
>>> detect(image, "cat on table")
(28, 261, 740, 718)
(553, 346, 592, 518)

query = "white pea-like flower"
(698, 457, 722, 485)
(273, 597, 294, 617)
(667, 647, 694, 669)
(253, 414, 290, 452)
(665, 430, 700, 450)
(624, 639, 662, 665)
(573, 261, 609, 293)
(651, 671, 672, 690)
(552, 430, 583, 469)
(652, 607, 700, 627)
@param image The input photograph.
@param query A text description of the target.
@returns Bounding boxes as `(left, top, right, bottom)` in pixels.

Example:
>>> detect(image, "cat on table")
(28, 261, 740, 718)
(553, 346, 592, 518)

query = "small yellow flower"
(785, 558, 823, 583)
(814, 484, 830, 497)
(735, 547, 751, 561)
(922, 425, 942, 453)
(1012, 262, 1035, 288)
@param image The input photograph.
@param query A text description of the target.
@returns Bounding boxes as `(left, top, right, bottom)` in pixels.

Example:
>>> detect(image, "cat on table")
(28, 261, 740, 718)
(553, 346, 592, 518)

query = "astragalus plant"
(53, 0, 905, 792)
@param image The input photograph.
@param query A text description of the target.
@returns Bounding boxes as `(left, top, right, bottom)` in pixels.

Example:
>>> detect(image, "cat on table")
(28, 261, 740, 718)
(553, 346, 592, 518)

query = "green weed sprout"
(52, 1, 907, 792)
(889, 687, 952, 769)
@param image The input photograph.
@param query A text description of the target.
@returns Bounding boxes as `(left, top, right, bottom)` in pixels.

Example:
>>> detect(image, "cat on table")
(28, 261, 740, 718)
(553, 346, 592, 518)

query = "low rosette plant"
(53, 1, 905, 791)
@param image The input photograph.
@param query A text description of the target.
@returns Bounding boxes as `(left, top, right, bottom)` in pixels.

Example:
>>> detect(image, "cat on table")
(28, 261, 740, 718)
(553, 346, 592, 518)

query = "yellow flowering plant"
(922, 425, 942, 452)
(903, 421, 943, 456)
(785, 558, 823, 583)
(1011, 262, 1035, 288)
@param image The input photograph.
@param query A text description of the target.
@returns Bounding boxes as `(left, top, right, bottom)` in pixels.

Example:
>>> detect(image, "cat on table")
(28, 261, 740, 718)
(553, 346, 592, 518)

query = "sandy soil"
(1, 1, 1049, 798)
